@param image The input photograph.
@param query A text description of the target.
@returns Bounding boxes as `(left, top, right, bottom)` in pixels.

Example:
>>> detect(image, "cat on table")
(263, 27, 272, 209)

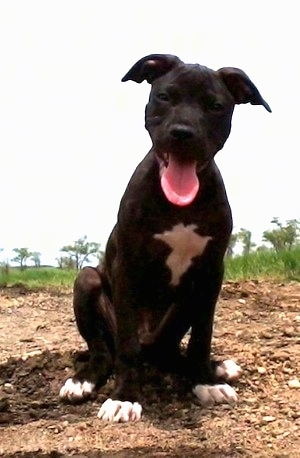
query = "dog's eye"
(156, 92, 170, 102)
(209, 101, 224, 111)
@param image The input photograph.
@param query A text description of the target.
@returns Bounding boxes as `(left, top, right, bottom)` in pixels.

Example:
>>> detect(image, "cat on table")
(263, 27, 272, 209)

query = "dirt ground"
(0, 280, 299, 457)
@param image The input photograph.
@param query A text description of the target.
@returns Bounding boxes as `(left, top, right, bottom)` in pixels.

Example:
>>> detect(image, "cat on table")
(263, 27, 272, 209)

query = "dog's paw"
(97, 398, 142, 422)
(193, 383, 238, 406)
(59, 378, 95, 401)
(215, 359, 242, 381)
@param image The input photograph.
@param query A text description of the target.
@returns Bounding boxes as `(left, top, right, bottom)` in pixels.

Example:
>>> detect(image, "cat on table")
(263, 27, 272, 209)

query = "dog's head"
(122, 54, 271, 206)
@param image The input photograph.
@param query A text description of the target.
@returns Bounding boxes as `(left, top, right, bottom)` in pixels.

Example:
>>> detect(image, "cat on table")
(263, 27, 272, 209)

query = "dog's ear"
(218, 67, 271, 112)
(122, 54, 182, 84)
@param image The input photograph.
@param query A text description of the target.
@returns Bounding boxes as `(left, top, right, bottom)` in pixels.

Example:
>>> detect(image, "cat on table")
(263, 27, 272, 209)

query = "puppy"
(60, 54, 271, 422)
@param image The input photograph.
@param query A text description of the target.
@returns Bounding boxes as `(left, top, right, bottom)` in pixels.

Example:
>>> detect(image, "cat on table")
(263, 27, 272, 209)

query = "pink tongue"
(160, 155, 199, 206)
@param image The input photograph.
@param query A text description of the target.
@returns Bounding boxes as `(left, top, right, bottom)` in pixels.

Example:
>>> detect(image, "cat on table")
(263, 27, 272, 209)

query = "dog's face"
(122, 54, 271, 206)
(145, 64, 235, 166)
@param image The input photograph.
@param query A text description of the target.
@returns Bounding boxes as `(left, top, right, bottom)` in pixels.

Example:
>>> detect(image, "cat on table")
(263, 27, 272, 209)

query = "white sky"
(0, 1, 299, 265)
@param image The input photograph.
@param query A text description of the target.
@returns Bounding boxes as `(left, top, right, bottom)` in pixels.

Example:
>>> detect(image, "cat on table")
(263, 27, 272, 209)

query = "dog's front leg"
(97, 276, 143, 422)
(187, 264, 241, 407)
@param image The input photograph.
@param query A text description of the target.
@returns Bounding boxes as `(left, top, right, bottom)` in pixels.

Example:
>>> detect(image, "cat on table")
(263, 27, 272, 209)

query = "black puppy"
(60, 54, 271, 422)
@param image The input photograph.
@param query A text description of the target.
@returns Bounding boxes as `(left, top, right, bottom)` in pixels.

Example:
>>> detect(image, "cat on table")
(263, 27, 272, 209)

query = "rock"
(262, 415, 276, 423)
(283, 327, 295, 337)
(288, 378, 300, 389)
(261, 331, 273, 339)
(2, 383, 13, 394)
(257, 367, 267, 374)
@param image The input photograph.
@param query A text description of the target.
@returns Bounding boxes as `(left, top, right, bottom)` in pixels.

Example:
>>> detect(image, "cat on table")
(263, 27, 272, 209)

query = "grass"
(225, 246, 300, 281)
(0, 266, 77, 289)
(0, 247, 299, 289)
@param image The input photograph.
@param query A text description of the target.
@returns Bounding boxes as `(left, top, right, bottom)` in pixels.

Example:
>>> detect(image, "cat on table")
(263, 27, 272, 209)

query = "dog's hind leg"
(59, 266, 116, 402)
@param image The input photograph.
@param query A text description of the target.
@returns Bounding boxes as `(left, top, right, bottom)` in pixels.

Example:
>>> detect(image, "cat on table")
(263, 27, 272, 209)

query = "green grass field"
(225, 246, 300, 281)
(0, 247, 299, 289)
(0, 266, 77, 289)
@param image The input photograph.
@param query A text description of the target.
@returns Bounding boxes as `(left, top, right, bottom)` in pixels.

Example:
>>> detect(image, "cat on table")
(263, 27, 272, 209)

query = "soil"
(0, 280, 299, 457)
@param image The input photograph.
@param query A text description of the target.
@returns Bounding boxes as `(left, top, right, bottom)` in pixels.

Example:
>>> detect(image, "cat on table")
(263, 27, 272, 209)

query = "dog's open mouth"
(159, 153, 200, 206)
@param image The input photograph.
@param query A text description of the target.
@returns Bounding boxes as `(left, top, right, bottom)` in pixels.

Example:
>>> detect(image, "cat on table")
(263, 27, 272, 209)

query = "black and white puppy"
(60, 54, 271, 422)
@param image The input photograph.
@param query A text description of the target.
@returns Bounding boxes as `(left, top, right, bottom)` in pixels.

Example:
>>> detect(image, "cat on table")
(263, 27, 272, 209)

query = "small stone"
(283, 327, 295, 337)
(48, 424, 64, 433)
(270, 351, 290, 362)
(21, 349, 42, 361)
(262, 415, 276, 423)
(257, 367, 267, 374)
(288, 378, 300, 389)
(3, 383, 13, 394)
(282, 366, 293, 374)
(271, 429, 285, 438)
(261, 332, 273, 339)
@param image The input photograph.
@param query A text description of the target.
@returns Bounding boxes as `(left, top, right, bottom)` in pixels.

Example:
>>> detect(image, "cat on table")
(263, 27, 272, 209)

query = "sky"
(0, 1, 299, 266)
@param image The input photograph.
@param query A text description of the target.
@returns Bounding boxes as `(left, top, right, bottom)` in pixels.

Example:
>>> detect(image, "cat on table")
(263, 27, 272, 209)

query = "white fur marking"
(215, 359, 242, 381)
(154, 223, 212, 286)
(59, 378, 95, 401)
(97, 398, 142, 422)
(193, 383, 238, 406)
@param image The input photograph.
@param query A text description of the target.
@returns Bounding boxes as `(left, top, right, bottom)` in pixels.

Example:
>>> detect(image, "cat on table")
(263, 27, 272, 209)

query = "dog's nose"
(170, 125, 195, 140)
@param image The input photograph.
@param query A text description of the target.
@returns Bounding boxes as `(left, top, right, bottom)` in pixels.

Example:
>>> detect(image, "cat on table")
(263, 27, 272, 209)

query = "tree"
(59, 236, 101, 270)
(262, 218, 300, 252)
(226, 233, 239, 257)
(56, 255, 76, 269)
(12, 247, 32, 269)
(237, 228, 256, 255)
(31, 251, 41, 267)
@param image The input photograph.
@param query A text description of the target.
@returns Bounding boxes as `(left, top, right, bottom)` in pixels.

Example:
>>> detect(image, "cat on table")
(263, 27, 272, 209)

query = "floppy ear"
(218, 67, 271, 112)
(121, 54, 182, 84)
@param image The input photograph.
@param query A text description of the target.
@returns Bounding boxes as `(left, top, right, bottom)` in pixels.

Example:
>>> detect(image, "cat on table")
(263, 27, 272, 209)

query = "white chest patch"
(154, 223, 212, 286)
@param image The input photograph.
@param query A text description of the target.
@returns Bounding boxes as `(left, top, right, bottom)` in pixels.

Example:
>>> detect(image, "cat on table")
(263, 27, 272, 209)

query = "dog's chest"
(154, 223, 212, 286)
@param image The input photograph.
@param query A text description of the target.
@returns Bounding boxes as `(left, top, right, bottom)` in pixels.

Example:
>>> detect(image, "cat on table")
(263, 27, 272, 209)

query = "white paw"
(215, 359, 242, 381)
(59, 378, 95, 401)
(97, 398, 142, 422)
(193, 383, 238, 406)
